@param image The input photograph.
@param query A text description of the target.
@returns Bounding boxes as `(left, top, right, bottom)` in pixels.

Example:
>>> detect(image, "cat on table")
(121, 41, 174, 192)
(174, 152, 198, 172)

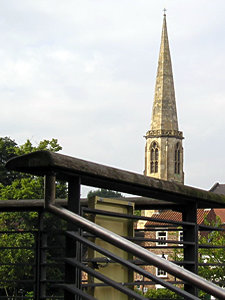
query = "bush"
(145, 288, 183, 299)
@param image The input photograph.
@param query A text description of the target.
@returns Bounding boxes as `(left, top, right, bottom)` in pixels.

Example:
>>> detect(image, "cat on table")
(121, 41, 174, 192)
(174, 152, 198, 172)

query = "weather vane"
(163, 8, 167, 16)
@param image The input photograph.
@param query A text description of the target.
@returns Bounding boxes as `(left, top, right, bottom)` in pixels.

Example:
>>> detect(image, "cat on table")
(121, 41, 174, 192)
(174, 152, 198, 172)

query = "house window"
(156, 231, 167, 246)
(174, 143, 181, 174)
(179, 231, 183, 242)
(150, 142, 159, 173)
(157, 268, 167, 277)
(179, 231, 183, 246)
(156, 254, 168, 278)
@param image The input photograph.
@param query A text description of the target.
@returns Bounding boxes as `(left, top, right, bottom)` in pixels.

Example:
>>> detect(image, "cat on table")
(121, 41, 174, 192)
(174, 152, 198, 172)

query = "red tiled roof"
(146, 210, 182, 226)
(145, 209, 219, 227)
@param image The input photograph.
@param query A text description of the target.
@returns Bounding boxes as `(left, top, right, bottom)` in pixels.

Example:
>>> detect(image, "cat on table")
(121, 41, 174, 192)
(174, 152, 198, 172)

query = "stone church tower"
(144, 13, 184, 184)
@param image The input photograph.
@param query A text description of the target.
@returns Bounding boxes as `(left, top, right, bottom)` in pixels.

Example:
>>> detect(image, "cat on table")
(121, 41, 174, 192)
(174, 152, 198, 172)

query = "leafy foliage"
(87, 188, 123, 200)
(0, 137, 17, 185)
(0, 137, 66, 200)
(135, 288, 183, 299)
(145, 288, 183, 299)
(0, 137, 66, 298)
(171, 215, 225, 296)
(198, 216, 225, 288)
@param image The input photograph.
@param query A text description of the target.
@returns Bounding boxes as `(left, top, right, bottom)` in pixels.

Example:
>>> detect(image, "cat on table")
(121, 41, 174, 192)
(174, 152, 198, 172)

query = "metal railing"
(2, 150, 225, 299)
(0, 201, 224, 299)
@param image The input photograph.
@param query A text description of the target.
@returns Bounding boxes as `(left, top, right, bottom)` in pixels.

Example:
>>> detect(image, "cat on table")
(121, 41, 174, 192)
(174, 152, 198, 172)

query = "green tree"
(0, 137, 17, 186)
(198, 216, 225, 288)
(171, 216, 225, 298)
(144, 288, 182, 299)
(0, 137, 66, 200)
(87, 188, 124, 200)
(0, 137, 66, 298)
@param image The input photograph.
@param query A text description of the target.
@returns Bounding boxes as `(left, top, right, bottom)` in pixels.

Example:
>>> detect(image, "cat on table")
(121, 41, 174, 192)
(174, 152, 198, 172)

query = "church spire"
(150, 12, 178, 132)
(144, 13, 184, 184)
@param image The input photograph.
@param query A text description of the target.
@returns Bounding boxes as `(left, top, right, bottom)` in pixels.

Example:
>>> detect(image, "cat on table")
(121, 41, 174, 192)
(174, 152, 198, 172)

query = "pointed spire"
(150, 13, 179, 132)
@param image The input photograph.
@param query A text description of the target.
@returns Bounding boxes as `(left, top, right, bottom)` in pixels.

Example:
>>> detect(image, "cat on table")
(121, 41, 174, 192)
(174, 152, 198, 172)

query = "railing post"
(34, 211, 46, 300)
(182, 202, 198, 296)
(65, 176, 81, 300)
(43, 174, 56, 298)
(44, 174, 56, 207)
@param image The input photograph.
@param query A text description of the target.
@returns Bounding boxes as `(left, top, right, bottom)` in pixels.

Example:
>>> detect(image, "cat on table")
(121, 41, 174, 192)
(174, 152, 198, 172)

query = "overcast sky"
(1, 0, 225, 196)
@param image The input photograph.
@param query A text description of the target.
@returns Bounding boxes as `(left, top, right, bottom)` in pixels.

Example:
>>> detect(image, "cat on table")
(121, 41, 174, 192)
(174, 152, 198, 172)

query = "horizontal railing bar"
(36, 297, 63, 300)
(54, 284, 97, 300)
(0, 230, 37, 234)
(6, 150, 225, 207)
(82, 280, 185, 288)
(0, 263, 35, 266)
(125, 260, 195, 266)
(0, 294, 63, 299)
(0, 246, 35, 250)
(41, 263, 64, 267)
(199, 263, 225, 266)
(48, 204, 225, 299)
(199, 244, 225, 249)
(40, 280, 64, 283)
(65, 258, 147, 300)
(41, 246, 66, 250)
(145, 224, 181, 228)
(172, 261, 195, 265)
(135, 228, 184, 232)
(144, 246, 184, 249)
(87, 234, 190, 245)
(66, 231, 195, 298)
(90, 259, 195, 266)
(46, 257, 65, 262)
(41, 230, 66, 235)
(84, 207, 195, 226)
(0, 198, 68, 211)
(198, 224, 225, 231)
(84, 258, 195, 266)
(128, 237, 194, 245)
(0, 280, 34, 283)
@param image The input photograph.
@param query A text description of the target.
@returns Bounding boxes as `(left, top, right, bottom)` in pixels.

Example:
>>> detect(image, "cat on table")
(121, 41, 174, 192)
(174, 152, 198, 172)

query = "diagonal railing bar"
(5, 151, 225, 299)
(65, 258, 147, 300)
(47, 203, 225, 300)
(66, 231, 199, 300)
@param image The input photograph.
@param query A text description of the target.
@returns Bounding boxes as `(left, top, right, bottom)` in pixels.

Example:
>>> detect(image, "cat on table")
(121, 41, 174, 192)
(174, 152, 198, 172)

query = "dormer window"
(150, 142, 159, 173)
(174, 143, 181, 174)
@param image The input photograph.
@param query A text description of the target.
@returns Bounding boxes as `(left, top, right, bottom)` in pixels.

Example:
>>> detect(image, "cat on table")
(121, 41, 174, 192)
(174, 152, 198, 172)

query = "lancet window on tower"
(150, 142, 159, 173)
(174, 143, 181, 174)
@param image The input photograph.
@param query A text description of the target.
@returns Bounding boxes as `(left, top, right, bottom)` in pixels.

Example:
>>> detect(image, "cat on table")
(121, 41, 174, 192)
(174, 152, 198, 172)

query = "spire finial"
(163, 8, 167, 17)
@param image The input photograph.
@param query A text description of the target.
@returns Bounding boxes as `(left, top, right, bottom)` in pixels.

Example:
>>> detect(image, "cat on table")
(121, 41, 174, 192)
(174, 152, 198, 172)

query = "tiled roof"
(208, 183, 225, 223)
(213, 209, 225, 223)
(145, 209, 220, 227)
(146, 210, 182, 226)
(209, 182, 225, 195)
(143, 182, 225, 227)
